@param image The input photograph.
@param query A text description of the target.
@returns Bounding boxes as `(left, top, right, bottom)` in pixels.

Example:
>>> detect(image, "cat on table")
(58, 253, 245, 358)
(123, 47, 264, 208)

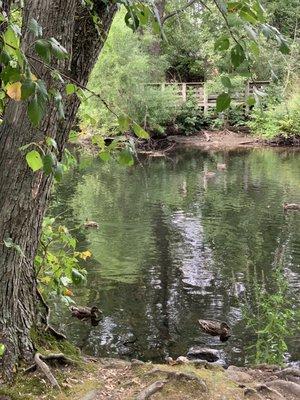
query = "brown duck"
(283, 203, 300, 211)
(198, 319, 231, 342)
(70, 306, 103, 326)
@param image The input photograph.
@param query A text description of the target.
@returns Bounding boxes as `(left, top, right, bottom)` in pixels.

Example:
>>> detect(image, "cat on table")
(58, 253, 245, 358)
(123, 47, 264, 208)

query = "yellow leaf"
(64, 288, 73, 296)
(79, 250, 92, 260)
(7, 82, 22, 101)
(31, 74, 38, 81)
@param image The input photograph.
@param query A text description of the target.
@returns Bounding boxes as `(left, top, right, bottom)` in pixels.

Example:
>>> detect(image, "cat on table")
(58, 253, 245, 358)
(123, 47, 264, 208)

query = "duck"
(198, 319, 231, 342)
(283, 203, 300, 211)
(70, 306, 103, 326)
(217, 163, 227, 171)
(84, 219, 99, 229)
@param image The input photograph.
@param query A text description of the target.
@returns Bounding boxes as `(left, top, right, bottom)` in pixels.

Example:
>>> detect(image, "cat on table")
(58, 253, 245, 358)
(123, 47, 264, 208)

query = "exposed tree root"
(24, 352, 76, 390)
(34, 353, 61, 390)
(136, 380, 167, 400)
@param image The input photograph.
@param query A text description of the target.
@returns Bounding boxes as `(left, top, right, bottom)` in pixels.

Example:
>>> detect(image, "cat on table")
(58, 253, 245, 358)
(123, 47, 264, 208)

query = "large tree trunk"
(0, 0, 116, 381)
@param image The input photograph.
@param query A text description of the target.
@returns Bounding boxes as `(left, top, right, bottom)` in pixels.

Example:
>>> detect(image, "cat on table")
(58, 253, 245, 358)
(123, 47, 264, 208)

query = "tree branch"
(161, 0, 199, 25)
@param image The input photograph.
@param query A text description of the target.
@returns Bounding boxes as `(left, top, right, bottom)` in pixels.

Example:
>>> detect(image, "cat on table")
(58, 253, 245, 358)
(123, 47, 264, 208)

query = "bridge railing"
(147, 81, 270, 111)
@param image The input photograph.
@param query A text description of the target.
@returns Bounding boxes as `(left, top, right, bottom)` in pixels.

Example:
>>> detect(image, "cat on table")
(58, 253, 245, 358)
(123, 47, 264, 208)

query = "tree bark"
(0, 0, 116, 381)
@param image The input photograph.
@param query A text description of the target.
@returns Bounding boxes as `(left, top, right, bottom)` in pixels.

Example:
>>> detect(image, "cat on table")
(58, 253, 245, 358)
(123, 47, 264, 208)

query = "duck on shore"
(198, 319, 231, 342)
(283, 203, 300, 211)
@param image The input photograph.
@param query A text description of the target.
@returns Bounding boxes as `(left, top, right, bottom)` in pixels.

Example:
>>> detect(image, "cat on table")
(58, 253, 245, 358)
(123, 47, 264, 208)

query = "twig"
(162, 0, 198, 25)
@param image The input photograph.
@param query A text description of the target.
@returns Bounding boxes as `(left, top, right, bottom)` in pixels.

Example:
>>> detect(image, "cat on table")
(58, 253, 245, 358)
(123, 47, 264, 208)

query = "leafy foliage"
(248, 87, 300, 139)
(35, 217, 91, 304)
(243, 251, 297, 365)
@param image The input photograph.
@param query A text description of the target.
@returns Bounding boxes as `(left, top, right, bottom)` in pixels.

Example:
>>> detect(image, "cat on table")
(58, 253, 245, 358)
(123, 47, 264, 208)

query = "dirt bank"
(167, 130, 263, 151)
(1, 357, 300, 400)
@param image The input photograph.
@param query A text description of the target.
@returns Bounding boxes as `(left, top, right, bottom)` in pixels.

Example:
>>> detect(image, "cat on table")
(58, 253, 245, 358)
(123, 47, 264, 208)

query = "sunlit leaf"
(6, 81, 22, 101)
(133, 123, 150, 139)
(26, 150, 43, 172)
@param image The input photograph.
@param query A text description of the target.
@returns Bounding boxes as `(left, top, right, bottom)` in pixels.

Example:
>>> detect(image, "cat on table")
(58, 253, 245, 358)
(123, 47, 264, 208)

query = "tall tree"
(0, 0, 116, 380)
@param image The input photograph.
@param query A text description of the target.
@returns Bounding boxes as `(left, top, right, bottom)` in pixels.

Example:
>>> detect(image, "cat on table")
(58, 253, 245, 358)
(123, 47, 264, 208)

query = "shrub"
(248, 89, 300, 139)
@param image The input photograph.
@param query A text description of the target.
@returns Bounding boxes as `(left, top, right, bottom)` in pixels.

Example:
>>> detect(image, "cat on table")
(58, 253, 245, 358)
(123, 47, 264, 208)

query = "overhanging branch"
(161, 0, 199, 25)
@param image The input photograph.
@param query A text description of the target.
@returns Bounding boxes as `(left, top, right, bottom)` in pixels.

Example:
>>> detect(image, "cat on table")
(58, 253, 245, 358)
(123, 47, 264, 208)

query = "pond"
(49, 147, 300, 366)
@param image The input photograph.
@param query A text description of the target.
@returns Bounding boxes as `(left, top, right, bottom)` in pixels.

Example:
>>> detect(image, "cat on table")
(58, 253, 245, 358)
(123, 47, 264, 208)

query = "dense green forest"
(0, 1, 300, 399)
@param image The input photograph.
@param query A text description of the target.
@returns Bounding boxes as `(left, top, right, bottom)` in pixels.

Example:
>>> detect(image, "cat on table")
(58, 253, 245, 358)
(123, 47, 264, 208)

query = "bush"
(248, 89, 300, 139)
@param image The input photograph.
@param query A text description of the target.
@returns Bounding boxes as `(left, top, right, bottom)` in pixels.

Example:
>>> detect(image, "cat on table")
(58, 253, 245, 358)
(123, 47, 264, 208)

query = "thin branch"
(26, 54, 118, 118)
(162, 0, 199, 25)
(212, 0, 240, 46)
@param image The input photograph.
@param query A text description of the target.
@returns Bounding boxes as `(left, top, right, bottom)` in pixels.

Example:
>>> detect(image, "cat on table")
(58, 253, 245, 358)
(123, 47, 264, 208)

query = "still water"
(50, 147, 300, 366)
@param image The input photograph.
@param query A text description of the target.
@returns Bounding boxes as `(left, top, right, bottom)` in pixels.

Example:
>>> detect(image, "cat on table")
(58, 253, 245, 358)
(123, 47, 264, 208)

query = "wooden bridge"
(148, 81, 270, 111)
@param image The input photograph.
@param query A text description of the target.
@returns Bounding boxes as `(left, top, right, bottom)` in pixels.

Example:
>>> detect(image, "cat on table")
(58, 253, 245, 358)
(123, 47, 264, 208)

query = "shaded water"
(50, 148, 300, 366)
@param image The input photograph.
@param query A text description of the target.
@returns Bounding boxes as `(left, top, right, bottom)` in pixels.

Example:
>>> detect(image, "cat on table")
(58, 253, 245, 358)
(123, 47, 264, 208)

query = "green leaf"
(214, 37, 230, 51)
(118, 115, 130, 132)
(45, 137, 58, 150)
(221, 76, 232, 89)
(132, 123, 150, 139)
(99, 151, 111, 162)
(0, 343, 5, 357)
(0, 65, 21, 85)
(3, 26, 20, 54)
(239, 7, 258, 24)
(0, 49, 11, 65)
(71, 268, 86, 285)
(68, 130, 78, 142)
(43, 153, 56, 175)
(118, 148, 134, 166)
(28, 18, 43, 37)
(279, 40, 290, 55)
(21, 79, 36, 100)
(49, 37, 68, 59)
(231, 44, 245, 68)
(216, 92, 231, 112)
(28, 96, 44, 126)
(54, 163, 63, 182)
(52, 90, 65, 119)
(66, 83, 77, 95)
(247, 96, 256, 106)
(35, 39, 51, 63)
(26, 150, 43, 172)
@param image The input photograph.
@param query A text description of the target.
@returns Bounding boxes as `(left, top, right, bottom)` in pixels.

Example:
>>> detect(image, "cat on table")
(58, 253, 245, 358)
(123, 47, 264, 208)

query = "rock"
(81, 390, 99, 400)
(266, 379, 300, 399)
(187, 347, 220, 362)
(256, 384, 285, 400)
(244, 388, 263, 399)
(225, 369, 253, 384)
(176, 356, 189, 365)
(276, 367, 300, 378)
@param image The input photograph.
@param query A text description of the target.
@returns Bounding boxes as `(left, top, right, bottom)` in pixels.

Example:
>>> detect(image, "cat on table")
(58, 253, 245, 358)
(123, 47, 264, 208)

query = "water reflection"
(49, 148, 300, 365)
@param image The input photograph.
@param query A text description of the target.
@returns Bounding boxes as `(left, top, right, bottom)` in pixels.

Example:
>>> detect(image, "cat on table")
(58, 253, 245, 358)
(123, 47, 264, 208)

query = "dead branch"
(136, 380, 167, 400)
(34, 352, 61, 390)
